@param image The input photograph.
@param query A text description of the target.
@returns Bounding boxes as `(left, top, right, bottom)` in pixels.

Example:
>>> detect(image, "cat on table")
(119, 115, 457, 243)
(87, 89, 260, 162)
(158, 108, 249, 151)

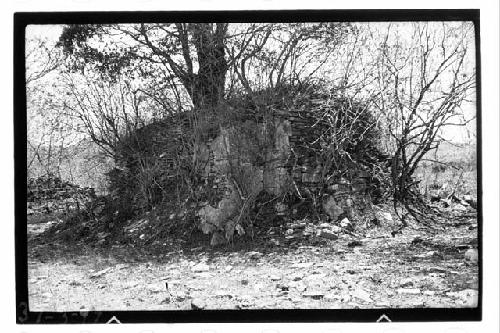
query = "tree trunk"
(189, 23, 228, 109)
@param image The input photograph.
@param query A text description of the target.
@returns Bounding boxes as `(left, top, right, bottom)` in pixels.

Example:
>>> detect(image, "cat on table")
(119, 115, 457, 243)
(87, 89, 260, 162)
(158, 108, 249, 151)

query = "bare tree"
(26, 36, 62, 84)
(58, 23, 352, 111)
(62, 71, 158, 157)
(26, 35, 69, 178)
(372, 22, 476, 225)
(225, 23, 352, 99)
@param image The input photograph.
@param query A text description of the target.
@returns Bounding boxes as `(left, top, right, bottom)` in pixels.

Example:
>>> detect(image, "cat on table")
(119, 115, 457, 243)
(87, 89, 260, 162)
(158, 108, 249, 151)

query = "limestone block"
(322, 196, 343, 220)
(197, 186, 241, 234)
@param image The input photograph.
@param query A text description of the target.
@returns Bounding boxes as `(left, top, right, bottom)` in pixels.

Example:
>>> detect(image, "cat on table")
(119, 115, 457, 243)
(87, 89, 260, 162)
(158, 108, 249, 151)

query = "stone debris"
(352, 289, 373, 303)
(464, 249, 478, 263)
(290, 281, 307, 292)
(27, 174, 96, 215)
(270, 238, 280, 246)
(191, 263, 210, 272)
(322, 196, 344, 221)
(291, 262, 314, 269)
(115, 264, 129, 270)
(399, 278, 414, 288)
(330, 225, 342, 233)
(190, 298, 206, 310)
(414, 251, 439, 259)
(89, 267, 112, 278)
(148, 283, 164, 293)
(276, 283, 289, 291)
(340, 218, 352, 229)
(347, 240, 363, 248)
(411, 236, 424, 245)
(302, 291, 325, 299)
(446, 289, 478, 306)
(427, 267, 447, 273)
(323, 293, 340, 302)
(397, 288, 421, 295)
(247, 251, 263, 259)
(319, 230, 338, 240)
(382, 212, 393, 222)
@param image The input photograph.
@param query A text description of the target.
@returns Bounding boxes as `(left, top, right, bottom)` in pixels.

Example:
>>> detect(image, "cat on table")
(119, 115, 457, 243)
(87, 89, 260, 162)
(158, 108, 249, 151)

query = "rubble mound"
(34, 83, 394, 248)
(27, 174, 96, 216)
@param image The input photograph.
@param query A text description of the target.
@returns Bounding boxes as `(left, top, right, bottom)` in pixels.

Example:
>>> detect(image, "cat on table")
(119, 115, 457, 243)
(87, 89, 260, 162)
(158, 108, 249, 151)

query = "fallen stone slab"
(191, 262, 210, 272)
(397, 288, 421, 295)
(89, 267, 112, 278)
(302, 291, 325, 299)
(191, 298, 206, 310)
(352, 289, 373, 303)
(320, 230, 338, 240)
(426, 267, 447, 273)
(247, 251, 263, 259)
(347, 240, 363, 247)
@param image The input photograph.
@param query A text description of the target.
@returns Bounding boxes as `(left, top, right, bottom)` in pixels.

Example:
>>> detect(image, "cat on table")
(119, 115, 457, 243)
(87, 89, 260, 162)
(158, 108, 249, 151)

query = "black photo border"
(14, 9, 482, 324)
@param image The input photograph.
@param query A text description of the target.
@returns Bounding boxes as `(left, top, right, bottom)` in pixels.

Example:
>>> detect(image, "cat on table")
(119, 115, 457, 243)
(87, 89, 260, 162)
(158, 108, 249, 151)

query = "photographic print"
(16, 10, 481, 323)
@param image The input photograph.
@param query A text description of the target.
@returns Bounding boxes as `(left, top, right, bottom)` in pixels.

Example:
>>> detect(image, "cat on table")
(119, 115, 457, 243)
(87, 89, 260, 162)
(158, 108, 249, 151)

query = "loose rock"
(191, 298, 206, 310)
(340, 217, 351, 229)
(397, 288, 421, 295)
(464, 249, 478, 263)
(192, 263, 210, 272)
(399, 278, 414, 288)
(347, 240, 363, 248)
(320, 230, 338, 240)
(302, 291, 324, 299)
(291, 281, 307, 292)
(352, 289, 373, 303)
(382, 212, 393, 222)
(90, 267, 112, 278)
(247, 251, 263, 259)
(291, 262, 314, 269)
(148, 283, 164, 293)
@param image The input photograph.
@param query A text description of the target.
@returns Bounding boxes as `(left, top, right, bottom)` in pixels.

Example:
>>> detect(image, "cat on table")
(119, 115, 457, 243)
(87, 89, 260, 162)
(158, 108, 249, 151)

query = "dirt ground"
(27, 211, 479, 311)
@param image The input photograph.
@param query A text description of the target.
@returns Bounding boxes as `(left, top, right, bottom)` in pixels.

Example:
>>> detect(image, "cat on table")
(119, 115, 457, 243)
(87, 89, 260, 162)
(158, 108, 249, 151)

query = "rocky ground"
(27, 206, 479, 311)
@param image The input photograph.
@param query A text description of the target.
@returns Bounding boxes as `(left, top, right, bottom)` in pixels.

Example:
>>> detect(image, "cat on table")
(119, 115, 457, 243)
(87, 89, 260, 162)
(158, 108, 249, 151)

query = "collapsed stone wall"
(195, 105, 382, 245)
(111, 87, 388, 245)
(27, 175, 96, 215)
(195, 118, 292, 241)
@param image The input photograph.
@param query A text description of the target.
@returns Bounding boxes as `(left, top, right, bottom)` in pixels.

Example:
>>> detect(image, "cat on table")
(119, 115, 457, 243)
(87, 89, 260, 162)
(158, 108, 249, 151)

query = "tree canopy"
(57, 23, 353, 111)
